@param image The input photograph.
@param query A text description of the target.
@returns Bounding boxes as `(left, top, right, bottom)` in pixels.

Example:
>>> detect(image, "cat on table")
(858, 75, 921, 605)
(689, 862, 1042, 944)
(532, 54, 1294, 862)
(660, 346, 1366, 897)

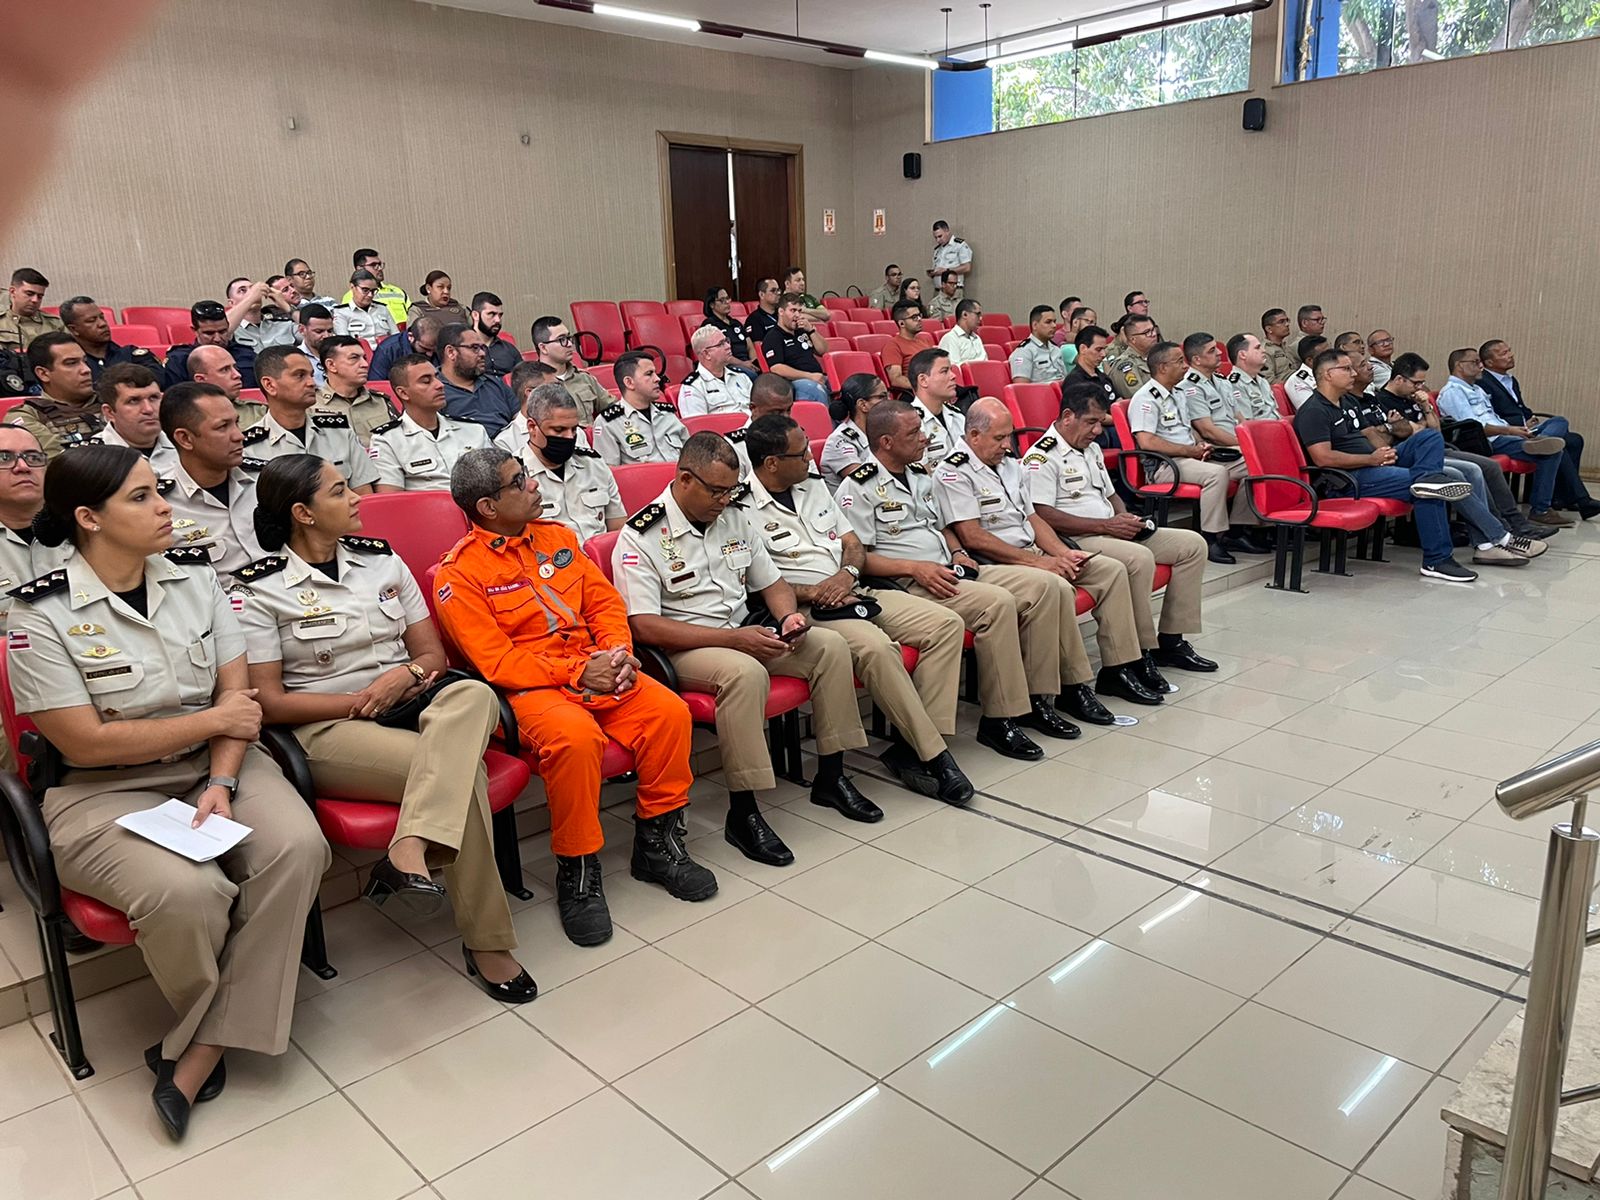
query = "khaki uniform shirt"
(1262, 338, 1298, 385)
(743, 471, 848, 586)
(938, 326, 986, 368)
(0, 526, 73, 622)
(1023, 433, 1117, 520)
(315, 386, 398, 447)
(242, 411, 379, 489)
(92, 424, 179, 476)
(1230, 370, 1281, 421)
(611, 485, 780, 628)
(553, 368, 613, 427)
(926, 292, 961, 321)
(164, 461, 268, 581)
(819, 421, 870, 489)
(370, 412, 489, 492)
(909, 397, 966, 465)
(1128, 379, 1198, 446)
(0, 310, 64, 351)
(1105, 346, 1153, 399)
(677, 364, 753, 418)
(7, 549, 240, 760)
(867, 284, 900, 312)
(525, 445, 623, 543)
(834, 458, 948, 564)
(1008, 335, 1066, 385)
(591, 400, 689, 466)
(331, 302, 398, 343)
(1176, 370, 1240, 438)
(232, 319, 297, 352)
(1285, 364, 1318, 410)
(933, 449, 1037, 551)
(4, 396, 105, 459)
(233, 538, 425, 694)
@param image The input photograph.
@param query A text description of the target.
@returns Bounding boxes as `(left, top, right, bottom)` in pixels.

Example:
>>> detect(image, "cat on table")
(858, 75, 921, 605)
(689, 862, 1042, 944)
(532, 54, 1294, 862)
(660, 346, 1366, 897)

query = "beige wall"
(2, 0, 859, 341)
(846, 15, 1600, 414)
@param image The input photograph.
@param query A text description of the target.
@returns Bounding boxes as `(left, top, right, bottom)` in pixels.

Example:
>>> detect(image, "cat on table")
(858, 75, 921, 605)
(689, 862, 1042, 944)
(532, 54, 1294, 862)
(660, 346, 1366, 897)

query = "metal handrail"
(1494, 738, 1600, 1200)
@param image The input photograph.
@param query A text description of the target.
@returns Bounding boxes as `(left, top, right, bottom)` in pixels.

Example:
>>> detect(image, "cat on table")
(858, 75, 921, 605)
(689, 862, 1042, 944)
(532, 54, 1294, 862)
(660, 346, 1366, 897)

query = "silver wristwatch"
(206, 776, 239, 798)
(843, 565, 860, 580)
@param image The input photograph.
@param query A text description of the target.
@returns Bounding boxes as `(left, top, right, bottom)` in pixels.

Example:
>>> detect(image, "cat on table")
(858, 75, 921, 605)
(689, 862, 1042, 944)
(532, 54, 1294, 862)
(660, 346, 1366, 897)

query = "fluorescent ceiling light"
(865, 49, 941, 69)
(1078, 4, 1163, 38)
(1166, 0, 1232, 18)
(593, 3, 701, 32)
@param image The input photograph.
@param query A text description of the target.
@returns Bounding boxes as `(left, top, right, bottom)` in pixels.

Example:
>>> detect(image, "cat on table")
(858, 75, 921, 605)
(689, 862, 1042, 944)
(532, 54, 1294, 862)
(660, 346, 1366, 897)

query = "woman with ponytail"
(232, 455, 534, 1006)
(818, 372, 889, 489)
(6, 445, 330, 1143)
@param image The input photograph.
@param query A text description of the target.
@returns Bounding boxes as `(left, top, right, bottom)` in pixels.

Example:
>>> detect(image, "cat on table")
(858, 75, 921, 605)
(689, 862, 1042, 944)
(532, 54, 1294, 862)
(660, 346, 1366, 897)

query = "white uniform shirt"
(525, 446, 624, 543)
(909, 396, 966, 465)
(1022, 433, 1116, 520)
(676, 364, 753, 418)
(833, 458, 948, 564)
(742, 471, 848, 586)
(1128, 379, 1198, 446)
(819, 421, 871, 489)
(332, 302, 398, 343)
(243, 411, 380, 489)
(164, 461, 269, 580)
(932, 449, 1037, 550)
(371, 412, 489, 492)
(92, 425, 179, 476)
(1285, 365, 1318, 411)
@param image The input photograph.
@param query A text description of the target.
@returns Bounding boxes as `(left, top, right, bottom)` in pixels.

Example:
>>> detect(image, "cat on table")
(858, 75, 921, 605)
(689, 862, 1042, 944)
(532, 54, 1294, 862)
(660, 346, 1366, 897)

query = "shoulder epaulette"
(9, 569, 68, 603)
(240, 456, 266, 471)
(599, 403, 625, 422)
(1186, 372, 1201, 383)
(162, 546, 211, 566)
(155, 477, 176, 495)
(846, 462, 879, 484)
(242, 425, 268, 445)
(370, 418, 403, 436)
(1228, 371, 1242, 383)
(131, 347, 155, 359)
(312, 412, 350, 429)
(726, 427, 748, 443)
(1033, 434, 1058, 453)
(728, 483, 751, 505)
(907, 461, 929, 474)
(340, 535, 392, 554)
(943, 451, 970, 466)
(953, 237, 966, 244)
(235, 555, 287, 582)
(628, 502, 666, 532)
(653, 402, 677, 415)
(438, 531, 475, 566)
(573, 446, 602, 459)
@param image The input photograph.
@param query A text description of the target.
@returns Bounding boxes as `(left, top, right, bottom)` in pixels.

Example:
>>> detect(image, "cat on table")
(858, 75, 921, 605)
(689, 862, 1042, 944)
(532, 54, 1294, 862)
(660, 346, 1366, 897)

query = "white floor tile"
(1121, 706, 1259, 754)
(1220, 729, 1373, 786)
(1174, 681, 1314, 726)
(1442, 998, 1521, 1082)
(1334, 1177, 1410, 1200)
(1390, 727, 1540, 783)
(1275, 706, 1421, 754)
(868, 805, 1048, 884)
(1103, 889, 1320, 995)
(1207, 827, 1409, 912)
(1358, 1077, 1456, 1200)
(603, 858, 763, 943)
(502, 897, 648, 990)
(1431, 697, 1580, 752)
(0, 1096, 127, 1200)
(1229, 661, 1348, 701)
(879, 889, 1091, 997)
(982, 758, 1151, 824)
(1416, 822, 1554, 899)
(1278, 790, 1458, 865)
(771, 843, 964, 936)
(0, 1021, 69, 1121)
(1091, 792, 1270, 864)
(656, 892, 863, 1001)
(1335, 756, 1496, 820)
(1356, 866, 1540, 966)
(690, 807, 861, 881)
(1155, 757, 1324, 822)
(1057, 736, 1209, 788)
(978, 842, 1178, 936)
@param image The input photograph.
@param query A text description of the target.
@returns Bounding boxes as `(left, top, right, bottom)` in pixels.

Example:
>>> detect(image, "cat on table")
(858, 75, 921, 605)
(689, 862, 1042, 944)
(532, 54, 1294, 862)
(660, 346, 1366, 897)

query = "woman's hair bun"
(30, 506, 75, 548)
(252, 507, 292, 552)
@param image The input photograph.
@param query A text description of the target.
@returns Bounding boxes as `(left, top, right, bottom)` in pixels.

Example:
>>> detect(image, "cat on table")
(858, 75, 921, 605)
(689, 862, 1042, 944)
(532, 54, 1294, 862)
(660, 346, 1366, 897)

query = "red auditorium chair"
(977, 325, 1008, 346)
(0, 397, 25, 420)
(1214, 341, 1233, 374)
(824, 350, 880, 391)
(122, 306, 189, 339)
(984, 343, 1008, 362)
(980, 312, 1012, 327)
(1110, 399, 1209, 527)
(1236, 418, 1383, 592)
(870, 320, 898, 336)
(238, 387, 266, 407)
(613, 461, 678, 513)
(582, 532, 809, 781)
(683, 412, 747, 437)
(367, 380, 399, 411)
(620, 300, 666, 344)
(679, 314, 706, 344)
(570, 301, 626, 364)
(584, 364, 621, 395)
(1270, 383, 1294, 418)
(357, 490, 467, 569)
(730, 302, 751, 321)
(962, 359, 1011, 399)
(629, 312, 688, 360)
(664, 300, 702, 318)
(852, 333, 892, 357)
(108, 323, 162, 348)
(822, 296, 856, 315)
(923, 318, 946, 335)
(791, 401, 833, 441)
(664, 382, 683, 411)
(1009, 324, 1031, 342)
(830, 320, 869, 342)
(1002, 383, 1061, 451)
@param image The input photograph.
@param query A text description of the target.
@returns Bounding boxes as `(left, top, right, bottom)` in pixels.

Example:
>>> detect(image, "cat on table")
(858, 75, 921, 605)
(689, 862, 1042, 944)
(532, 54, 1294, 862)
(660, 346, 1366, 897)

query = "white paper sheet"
(114, 799, 253, 863)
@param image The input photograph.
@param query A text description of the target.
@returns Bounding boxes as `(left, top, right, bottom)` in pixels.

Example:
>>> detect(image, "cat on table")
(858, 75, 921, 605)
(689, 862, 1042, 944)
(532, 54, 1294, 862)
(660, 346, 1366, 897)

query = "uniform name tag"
(487, 580, 529, 595)
(298, 616, 338, 629)
(86, 665, 133, 680)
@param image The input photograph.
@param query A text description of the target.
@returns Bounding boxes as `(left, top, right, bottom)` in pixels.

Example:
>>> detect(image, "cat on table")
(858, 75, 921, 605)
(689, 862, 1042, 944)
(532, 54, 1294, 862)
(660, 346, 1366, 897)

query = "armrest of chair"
(636, 644, 680, 691)
(1243, 474, 1319, 525)
(1122, 448, 1184, 496)
(258, 727, 316, 807)
(0, 769, 61, 918)
(572, 330, 603, 367)
(1011, 426, 1049, 454)
(632, 343, 666, 376)
(1304, 465, 1359, 496)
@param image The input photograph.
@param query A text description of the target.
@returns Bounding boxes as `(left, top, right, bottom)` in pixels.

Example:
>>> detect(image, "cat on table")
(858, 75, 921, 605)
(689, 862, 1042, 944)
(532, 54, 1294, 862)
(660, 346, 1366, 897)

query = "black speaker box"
(1242, 97, 1266, 132)
(903, 152, 922, 179)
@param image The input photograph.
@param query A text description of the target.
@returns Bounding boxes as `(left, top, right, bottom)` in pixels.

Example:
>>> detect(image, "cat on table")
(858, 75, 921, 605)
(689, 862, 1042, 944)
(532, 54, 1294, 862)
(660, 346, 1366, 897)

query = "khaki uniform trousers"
(1160, 457, 1253, 533)
(1065, 551, 1143, 669)
(1078, 527, 1207, 646)
(906, 577, 1029, 719)
(800, 588, 965, 762)
(671, 624, 869, 793)
(43, 746, 330, 1060)
(980, 562, 1093, 687)
(293, 680, 514, 952)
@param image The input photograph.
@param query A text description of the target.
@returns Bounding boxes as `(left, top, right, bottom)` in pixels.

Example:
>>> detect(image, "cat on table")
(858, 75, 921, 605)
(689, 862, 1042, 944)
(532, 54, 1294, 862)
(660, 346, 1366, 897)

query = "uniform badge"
(539, 563, 555, 579)
(378, 585, 400, 601)
(552, 548, 573, 568)
(315, 649, 334, 665)
(764, 521, 780, 531)
(1123, 368, 1139, 388)
(172, 518, 196, 530)
(436, 583, 453, 602)
(297, 589, 318, 605)
(81, 645, 120, 659)
(668, 559, 685, 571)
(619, 552, 640, 566)
(66, 623, 104, 636)
(6, 630, 29, 652)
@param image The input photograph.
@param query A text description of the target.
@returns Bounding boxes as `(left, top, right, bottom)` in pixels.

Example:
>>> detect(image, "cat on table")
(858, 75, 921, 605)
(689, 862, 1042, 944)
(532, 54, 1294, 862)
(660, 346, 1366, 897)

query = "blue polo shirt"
(443, 373, 518, 437)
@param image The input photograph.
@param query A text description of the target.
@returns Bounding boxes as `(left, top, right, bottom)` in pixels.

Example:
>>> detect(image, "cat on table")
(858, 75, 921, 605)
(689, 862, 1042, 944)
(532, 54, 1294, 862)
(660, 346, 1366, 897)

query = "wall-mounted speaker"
(1242, 97, 1266, 132)
(903, 152, 922, 179)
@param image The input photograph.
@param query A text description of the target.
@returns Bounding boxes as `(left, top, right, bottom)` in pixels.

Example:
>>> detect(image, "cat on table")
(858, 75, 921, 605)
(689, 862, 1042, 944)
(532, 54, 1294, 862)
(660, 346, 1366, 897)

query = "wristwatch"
(206, 776, 238, 799)
(405, 662, 427, 683)
(843, 565, 860, 580)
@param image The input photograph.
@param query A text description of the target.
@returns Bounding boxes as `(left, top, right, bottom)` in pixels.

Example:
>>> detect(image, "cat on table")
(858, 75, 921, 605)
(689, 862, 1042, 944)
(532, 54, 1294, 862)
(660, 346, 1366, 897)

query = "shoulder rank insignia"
(953, 237, 966, 244)
(242, 425, 269, 445)
(599, 403, 625, 422)
(8, 569, 68, 603)
(1186, 372, 1201, 383)
(155, 477, 176, 496)
(370, 418, 403, 436)
(627, 502, 666, 532)
(846, 462, 879, 484)
(943, 451, 969, 466)
(1228, 371, 1242, 383)
(1033, 434, 1058, 453)
(1123, 367, 1141, 387)
(234, 555, 288, 581)
(132, 347, 153, 358)
(340, 535, 392, 554)
(653, 402, 677, 415)
(312, 412, 350, 429)
(907, 460, 929, 474)
(728, 483, 751, 505)
(573, 446, 602, 459)
(240, 456, 266, 471)
(726, 427, 748, 443)
(162, 546, 211, 566)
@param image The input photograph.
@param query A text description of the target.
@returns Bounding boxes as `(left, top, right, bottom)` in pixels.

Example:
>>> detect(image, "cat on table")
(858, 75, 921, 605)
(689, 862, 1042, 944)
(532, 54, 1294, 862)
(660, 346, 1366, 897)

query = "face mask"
(541, 434, 577, 465)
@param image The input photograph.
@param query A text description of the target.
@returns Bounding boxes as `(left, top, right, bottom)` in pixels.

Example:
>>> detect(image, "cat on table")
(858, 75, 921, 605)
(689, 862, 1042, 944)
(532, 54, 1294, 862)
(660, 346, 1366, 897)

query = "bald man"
(189, 345, 264, 430)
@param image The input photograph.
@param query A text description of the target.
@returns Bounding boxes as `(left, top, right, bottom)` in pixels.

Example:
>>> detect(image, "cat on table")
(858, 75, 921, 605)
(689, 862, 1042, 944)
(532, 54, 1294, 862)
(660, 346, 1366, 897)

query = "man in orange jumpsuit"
(433, 446, 716, 947)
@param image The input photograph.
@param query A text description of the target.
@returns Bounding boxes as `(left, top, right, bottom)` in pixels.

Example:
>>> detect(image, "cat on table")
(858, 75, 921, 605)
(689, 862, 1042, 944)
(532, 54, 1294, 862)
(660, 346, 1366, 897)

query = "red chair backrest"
(122, 306, 189, 339)
(852, 333, 892, 357)
(665, 300, 702, 318)
(980, 312, 1012, 327)
(630, 313, 688, 358)
(983, 343, 1007, 361)
(679, 314, 706, 344)
(1004, 341, 1023, 356)
(583, 530, 620, 582)
(357, 492, 469, 577)
(0, 641, 41, 782)
(683, 412, 747, 437)
(809, 437, 828, 464)
(585, 363, 622, 395)
(1237, 418, 1310, 516)
(824, 351, 878, 392)
(570, 301, 625, 363)
(1003, 383, 1061, 434)
(963, 359, 1011, 399)
(822, 296, 856, 314)
(870, 321, 899, 336)
(1009, 324, 1031, 341)
(790, 401, 833, 440)
(1214, 341, 1232, 374)
(367, 380, 399, 412)
(664, 382, 682, 411)
(109, 323, 162, 348)
(238, 388, 266, 406)
(620, 301, 666, 344)
(612, 462, 676, 515)
(1110, 400, 1148, 488)
(1271, 383, 1293, 418)
(977, 325, 1008, 346)
(924, 318, 946, 334)
(831, 320, 869, 342)
(730, 301, 750, 320)
(0, 397, 25, 420)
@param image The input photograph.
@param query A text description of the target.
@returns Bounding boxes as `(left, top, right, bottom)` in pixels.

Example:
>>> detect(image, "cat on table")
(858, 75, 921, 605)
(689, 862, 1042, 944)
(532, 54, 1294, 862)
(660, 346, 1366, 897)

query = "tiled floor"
(12, 528, 1600, 1199)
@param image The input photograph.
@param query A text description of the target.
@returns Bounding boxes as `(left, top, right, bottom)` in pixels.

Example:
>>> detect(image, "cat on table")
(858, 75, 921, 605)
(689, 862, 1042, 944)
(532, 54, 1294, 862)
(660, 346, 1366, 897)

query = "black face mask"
(541, 434, 577, 465)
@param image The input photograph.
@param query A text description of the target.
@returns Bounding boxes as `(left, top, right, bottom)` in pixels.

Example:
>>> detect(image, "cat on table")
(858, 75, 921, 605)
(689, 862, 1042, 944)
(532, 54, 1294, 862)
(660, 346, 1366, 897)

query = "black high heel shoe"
(149, 1057, 191, 1141)
(145, 1043, 226, 1103)
(462, 946, 538, 1004)
(363, 856, 447, 918)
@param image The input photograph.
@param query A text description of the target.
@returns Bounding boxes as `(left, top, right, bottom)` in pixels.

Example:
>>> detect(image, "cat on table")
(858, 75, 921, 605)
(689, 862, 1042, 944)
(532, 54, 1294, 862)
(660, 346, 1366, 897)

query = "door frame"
(656, 131, 806, 301)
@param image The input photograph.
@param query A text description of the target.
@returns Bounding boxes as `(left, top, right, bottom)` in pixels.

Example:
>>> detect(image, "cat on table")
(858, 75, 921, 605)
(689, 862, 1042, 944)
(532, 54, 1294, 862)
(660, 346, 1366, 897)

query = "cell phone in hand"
(778, 623, 806, 642)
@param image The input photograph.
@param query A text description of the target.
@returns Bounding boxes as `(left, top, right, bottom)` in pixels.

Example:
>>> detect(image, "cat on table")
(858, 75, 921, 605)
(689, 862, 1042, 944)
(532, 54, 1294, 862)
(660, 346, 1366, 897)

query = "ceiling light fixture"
(864, 49, 941, 68)
(592, 3, 701, 32)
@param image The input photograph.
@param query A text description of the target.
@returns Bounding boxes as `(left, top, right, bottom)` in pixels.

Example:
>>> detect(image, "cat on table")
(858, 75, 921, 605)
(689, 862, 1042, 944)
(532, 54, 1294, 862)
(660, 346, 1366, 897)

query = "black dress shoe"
(1057, 682, 1117, 726)
(1151, 639, 1218, 673)
(725, 811, 795, 866)
(812, 775, 884, 823)
(1579, 501, 1600, 521)
(362, 856, 447, 919)
(462, 946, 539, 1004)
(1206, 540, 1236, 565)
(150, 1057, 191, 1142)
(145, 1043, 225, 1103)
(879, 740, 938, 797)
(1096, 664, 1165, 706)
(1133, 650, 1173, 694)
(1021, 695, 1081, 740)
(975, 717, 1044, 761)
(632, 810, 718, 901)
(554, 853, 613, 946)
(1222, 532, 1271, 555)
(926, 751, 975, 806)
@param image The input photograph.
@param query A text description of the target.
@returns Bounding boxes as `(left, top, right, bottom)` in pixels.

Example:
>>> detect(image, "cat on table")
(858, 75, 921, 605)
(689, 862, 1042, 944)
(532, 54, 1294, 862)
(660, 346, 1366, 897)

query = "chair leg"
(1287, 527, 1309, 593)
(37, 915, 92, 1079)
(781, 711, 811, 786)
(299, 900, 337, 980)
(1266, 526, 1290, 590)
(1333, 531, 1351, 576)
(1317, 531, 1333, 574)
(961, 648, 978, 704)
(492, 806, 534, 901)
(1369, 516, 1390, 562)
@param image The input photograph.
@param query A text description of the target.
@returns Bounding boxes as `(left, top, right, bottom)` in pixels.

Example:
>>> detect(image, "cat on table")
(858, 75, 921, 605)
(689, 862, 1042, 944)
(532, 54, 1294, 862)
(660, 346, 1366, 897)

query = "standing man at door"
(929, 221, 972, 289)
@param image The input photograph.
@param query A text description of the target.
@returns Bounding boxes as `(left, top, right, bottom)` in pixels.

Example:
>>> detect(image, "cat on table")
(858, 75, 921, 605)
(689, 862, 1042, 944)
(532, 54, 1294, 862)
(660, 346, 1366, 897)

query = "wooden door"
(731, 151, 796, 303)
(667, 145, 733, 304)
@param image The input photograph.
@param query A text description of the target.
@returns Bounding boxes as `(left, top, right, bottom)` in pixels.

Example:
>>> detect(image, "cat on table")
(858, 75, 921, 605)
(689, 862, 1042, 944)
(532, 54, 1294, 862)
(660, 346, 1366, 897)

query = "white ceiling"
(419, 0, 1162, 67)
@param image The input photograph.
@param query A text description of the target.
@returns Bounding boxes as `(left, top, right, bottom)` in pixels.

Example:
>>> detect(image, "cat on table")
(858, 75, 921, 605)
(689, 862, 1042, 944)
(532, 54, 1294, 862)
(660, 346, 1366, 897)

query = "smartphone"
(778, 623, 807, 643)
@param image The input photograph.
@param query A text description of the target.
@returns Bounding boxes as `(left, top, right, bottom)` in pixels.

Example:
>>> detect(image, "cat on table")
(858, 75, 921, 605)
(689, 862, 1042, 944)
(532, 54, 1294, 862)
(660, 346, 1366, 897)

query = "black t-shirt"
(746, 307, 779, 344)
(202, 478, 231, 506)
(113, 582, 149, 617)
(703, 313, 750, 359)
(1067, 364, 1117, 406)
(1293, 393, 1371, 457)
(1374, 385, 1427, 424)
(762, 326, 821, 375)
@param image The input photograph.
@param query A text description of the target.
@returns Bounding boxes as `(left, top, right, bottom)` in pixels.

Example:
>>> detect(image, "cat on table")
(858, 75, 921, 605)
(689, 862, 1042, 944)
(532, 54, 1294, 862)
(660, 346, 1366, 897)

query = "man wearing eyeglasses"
(332, 269, 399, 343)
(341, 249, 410, 326)
(531, 316, 611, 425)
(164, 300, 262, 390)
(614, 432, 877, 866)
(679, 324, 753, 418)
(0, 425, 69, 622)
(744, 278, 782, 345)
(592, 352, 689, 466)
(283, 258, 336, 308)
(438, 323, 519, 438)
(1367, 330, 1396, 388)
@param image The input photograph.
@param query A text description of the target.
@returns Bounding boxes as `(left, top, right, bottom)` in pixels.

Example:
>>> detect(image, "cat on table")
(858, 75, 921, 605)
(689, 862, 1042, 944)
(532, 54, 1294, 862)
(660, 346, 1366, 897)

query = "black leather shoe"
(62, 923, 102, 955)
(462, 946, 538, 1004)
(1022, 695, 1081, 740)
(1206, 540, 1236, 565)
(1152, 639, 1218, 673)
(150, 1057, 191, 1142)
(1222, 532, 1271, 556)
(725, 811, 795, 866)
(812, 775, 883, 823)
(975, 717, 1044, 761)
(1133, 650, 1173, 694)
(1057, 683, 1117, 726)
(363, 856, 447, 919)
(1579, 501, 1600, 521)
(145, 1043, 225, 1103)
(880, 740, 938, 797)
(554, 854, 613, 946)
(926, 751, 975, 806)
(1096, 664, 1165, 706)
(632, 810, 718, 901)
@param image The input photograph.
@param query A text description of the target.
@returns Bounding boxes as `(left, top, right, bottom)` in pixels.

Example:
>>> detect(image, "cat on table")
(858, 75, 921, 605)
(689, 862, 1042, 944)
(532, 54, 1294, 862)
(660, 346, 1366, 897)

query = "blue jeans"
(791, 377, 830, 404)
(1491, 433, 1561, 512)
(1351, 427, 1454, 566)
(1439, 459, 1506, 545)
(1533, 416, 1593, 507)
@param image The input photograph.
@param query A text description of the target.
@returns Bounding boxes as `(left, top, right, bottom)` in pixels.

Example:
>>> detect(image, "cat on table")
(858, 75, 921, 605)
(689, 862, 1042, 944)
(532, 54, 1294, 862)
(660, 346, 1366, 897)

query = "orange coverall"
(432, 521, 694, 857)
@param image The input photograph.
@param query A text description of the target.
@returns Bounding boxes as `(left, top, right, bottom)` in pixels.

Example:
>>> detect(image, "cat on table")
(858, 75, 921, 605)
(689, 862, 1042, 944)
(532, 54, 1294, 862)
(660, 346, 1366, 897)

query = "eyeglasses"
(457, 342, 489, 354)
(0, 450, 47, 468)
(492, 470, 528, 496)
(1405, 376, 1428, 386)
(767, 450, 809, 462)
(1371, 338, 1395, 347)
(362, 260, 385, 269)
(686, 468, 738, 499)
(354, 286, 376, 296)
(291, 269, 316, 279)
(538, 334, 574, 347)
